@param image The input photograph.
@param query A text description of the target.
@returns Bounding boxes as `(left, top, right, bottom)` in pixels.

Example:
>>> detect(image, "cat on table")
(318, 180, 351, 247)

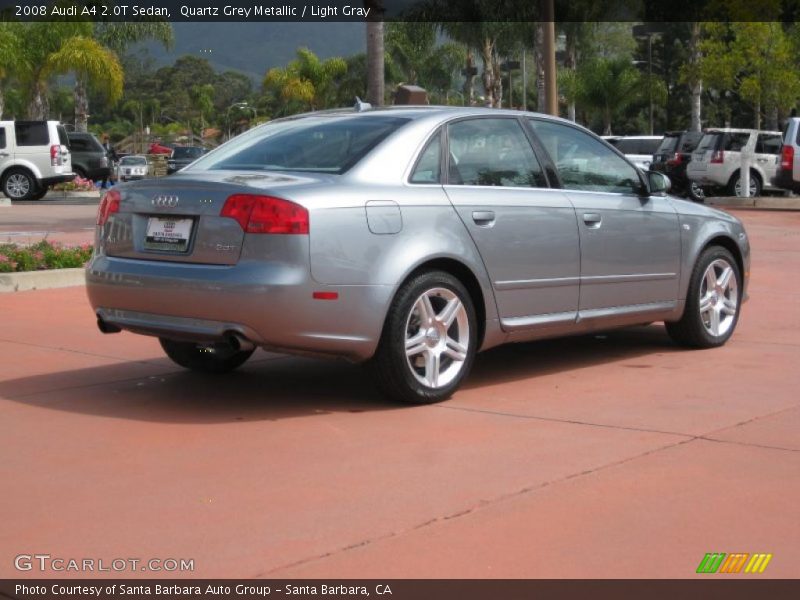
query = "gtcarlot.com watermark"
(15, 554, 195, 573)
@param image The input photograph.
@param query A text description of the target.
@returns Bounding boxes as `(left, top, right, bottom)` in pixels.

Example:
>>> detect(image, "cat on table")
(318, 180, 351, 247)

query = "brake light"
(97, 189, 120, 226)
(221, 194, 309, 234)
(50, 144, 60, 166)
(667, 152, 683, 166)
(781, 144, 794, 171)
(710, 150, 724, 164)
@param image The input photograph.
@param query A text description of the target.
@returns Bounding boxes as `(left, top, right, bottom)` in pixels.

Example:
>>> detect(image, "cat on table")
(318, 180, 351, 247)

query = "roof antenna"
(354, 96, 372, 112)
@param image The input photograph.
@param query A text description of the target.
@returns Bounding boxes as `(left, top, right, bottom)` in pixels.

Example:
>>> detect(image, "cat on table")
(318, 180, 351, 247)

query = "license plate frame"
(144, 216, 194, 252)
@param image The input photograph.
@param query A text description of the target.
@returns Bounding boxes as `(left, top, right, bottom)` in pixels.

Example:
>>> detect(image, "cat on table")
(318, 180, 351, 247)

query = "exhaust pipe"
(97, 317, 122, 334)
(226, 332, 255, 352)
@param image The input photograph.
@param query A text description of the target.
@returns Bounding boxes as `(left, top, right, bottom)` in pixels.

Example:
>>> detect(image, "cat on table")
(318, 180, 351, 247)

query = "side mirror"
(647, 170, 671, 195)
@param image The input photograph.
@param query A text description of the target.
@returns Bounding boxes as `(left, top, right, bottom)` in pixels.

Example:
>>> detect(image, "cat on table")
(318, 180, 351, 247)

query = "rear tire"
(159, 338, 254, 373)
(666, 246, 742, 348)
(2, 169, 38, 201)
(368, 270, 477, 404)
(28, 187, 49, 201)
(730, 170, 761, 198)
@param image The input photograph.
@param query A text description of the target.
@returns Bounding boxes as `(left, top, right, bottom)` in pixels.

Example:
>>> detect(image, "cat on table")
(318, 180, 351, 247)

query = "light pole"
(633, 24, 665, 136)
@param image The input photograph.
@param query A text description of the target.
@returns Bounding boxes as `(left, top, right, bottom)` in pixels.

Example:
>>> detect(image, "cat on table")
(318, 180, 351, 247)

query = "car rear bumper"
(40, 174, 75, 187)
(85, 254, 393, 361)
(772, 168, 800, 192)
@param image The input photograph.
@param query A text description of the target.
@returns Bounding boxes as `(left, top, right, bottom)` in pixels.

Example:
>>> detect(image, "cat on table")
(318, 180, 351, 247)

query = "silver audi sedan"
(87, 107, 750, 403)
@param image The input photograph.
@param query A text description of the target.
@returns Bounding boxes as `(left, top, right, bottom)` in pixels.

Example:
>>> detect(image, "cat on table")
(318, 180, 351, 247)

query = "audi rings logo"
(152, 195, 179, 208)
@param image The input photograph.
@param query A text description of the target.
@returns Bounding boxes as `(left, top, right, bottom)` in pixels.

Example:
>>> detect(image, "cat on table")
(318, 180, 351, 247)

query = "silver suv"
(687, 128, 782, 199)
(772, 117, 800, 193)
(0, 120, 74, 200)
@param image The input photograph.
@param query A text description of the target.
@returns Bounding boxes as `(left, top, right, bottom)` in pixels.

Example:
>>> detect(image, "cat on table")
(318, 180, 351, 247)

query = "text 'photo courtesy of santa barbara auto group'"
(1, 1, 799, 599)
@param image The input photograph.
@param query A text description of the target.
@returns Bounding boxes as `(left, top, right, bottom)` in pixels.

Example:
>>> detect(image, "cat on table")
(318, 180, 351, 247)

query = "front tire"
(666, 246, 742, 348)
(159, 338, 254, 373)
(369, 270, 477, 404)
(687, 181, 706, 202)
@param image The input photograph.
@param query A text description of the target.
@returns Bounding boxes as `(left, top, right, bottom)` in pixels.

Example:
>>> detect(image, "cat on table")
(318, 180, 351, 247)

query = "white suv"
(772, 117, 800, 193)
(0, 120, 74, 200)
(687, 128, 782, 198)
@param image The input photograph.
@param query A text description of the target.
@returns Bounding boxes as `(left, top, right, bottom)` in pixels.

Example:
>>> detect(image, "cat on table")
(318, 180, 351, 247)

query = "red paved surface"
(0, 209, 798, 579)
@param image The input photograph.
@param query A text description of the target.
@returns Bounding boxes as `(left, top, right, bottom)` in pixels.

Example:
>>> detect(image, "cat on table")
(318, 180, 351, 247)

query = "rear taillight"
(667, 152, 683, 166)
(50, 144, 59, 166)
(221, 194, 309, 234)
(97, 189, 120, 226)
(710, 150, 724, 164)
(781, 144, 794, 171)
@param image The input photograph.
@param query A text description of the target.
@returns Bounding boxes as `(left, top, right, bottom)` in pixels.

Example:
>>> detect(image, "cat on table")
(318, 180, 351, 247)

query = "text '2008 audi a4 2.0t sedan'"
(86, 107, 750, 404)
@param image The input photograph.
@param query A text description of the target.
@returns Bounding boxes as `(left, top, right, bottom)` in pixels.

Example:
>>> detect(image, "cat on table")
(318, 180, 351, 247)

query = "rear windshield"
(696, 133, 721, 152)
(678, 132, 703, 152)
(172, 147, 205, 159)
(15, 121, 49, 146)
(656, 135, 680, 154)
(189, 115, 411, 174)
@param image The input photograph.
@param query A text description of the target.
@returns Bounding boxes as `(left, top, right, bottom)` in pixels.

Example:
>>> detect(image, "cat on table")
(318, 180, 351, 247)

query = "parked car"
(687, 128, 782, 199)
(116, 155, 149, 182)
(603, 135, 663, 171)
(772, 116, 800, 193)
(67, 131, 110, 182)
(87, 107, 749, 404)
(651, 131, 704, 200)
(0, 120, 73, 200)
(167, 146, 207, 174)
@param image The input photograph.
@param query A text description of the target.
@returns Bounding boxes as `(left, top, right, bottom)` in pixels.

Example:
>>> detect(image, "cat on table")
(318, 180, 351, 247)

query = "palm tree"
(577, 57, 642, 134)
(0, 23, 21, 118)
(45, 36, 124, 130)
(365, 0, 386, 105)
(263, 48, 347, 113)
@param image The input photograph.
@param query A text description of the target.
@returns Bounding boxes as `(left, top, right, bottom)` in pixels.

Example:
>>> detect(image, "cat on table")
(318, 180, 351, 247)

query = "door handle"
(472, 210, 495, 226)
(583, 213, 602, 228)
(0, 152, 9, 157)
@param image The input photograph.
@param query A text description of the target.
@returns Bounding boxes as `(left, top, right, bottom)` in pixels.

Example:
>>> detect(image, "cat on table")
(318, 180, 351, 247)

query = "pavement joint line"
(261, 435, 696, 577)
(696, 435, 800, 454)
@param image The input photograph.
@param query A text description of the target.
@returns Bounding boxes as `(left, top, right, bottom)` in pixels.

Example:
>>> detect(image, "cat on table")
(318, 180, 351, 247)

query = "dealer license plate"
(144, 217, 193, 252)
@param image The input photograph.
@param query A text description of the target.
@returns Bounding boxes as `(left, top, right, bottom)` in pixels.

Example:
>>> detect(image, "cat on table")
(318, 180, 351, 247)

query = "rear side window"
(410, 131, 442, 184)
(679, 133, 702, 153)
(614, 138, 639, 154)
(722, 133, 750, 152)
(69, 137, 90, 151)
(756, 134, 782, 154)
(57, 126, 69, 147)
(447, 118, 546, 187)
(14, 121, 50, 146)
(191, 115, 410, 174)
(696, 134, 721, 152)
(0, 127, 5, 149)
(638, 138, 662, 154)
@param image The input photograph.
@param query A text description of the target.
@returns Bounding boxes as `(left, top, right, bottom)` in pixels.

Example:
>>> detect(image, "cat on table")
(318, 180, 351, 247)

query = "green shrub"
(0, 240, 93, 273)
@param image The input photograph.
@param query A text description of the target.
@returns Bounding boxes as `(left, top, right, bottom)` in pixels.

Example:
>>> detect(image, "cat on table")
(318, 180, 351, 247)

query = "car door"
(442, 117, 581, 331)
(527, 118, 681, 318)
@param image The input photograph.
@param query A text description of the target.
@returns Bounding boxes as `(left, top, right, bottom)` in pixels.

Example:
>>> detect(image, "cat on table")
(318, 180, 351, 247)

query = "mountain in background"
(140, 22, 366, 80)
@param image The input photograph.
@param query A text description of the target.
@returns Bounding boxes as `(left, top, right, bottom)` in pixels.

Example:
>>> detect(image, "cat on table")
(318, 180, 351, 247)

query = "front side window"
(529, 119, 642, 194)
(188, 115, 410, 175)
(446, 118, 546, 187)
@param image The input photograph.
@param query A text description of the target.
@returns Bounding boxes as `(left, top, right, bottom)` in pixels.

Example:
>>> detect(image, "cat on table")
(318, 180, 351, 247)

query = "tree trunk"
(74, 76, 89, 133)
(766, 104, 779, 131)
(688, 22, 702, 132)
(535, 23, 546, 113)
(0, 86, 4, 119)
(604, 105, 612, 135)
(754, 98, 761, 130)
(366, 20, 385, 106)
(480, 37, 496, 107)
(565, 29, 577, 122)
(28, 80, 48, 120)
(462, 49, 475, 106)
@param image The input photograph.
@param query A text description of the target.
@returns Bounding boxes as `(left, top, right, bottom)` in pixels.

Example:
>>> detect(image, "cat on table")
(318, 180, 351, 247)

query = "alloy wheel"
(698, 258, 738, 337)
(404, 287, 470, 388)
(6, 174, 31, 199)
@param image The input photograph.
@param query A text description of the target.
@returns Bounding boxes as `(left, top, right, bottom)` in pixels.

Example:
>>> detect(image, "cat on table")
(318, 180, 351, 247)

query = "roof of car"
(703, 128, 781, 135)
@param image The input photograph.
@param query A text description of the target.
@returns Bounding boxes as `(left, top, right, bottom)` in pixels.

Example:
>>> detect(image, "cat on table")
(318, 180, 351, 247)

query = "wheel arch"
(727, 166, 763, 190)
(396, 257, 490, 351)
(701, 234, 744, 283)
(1, 159, 43, 182)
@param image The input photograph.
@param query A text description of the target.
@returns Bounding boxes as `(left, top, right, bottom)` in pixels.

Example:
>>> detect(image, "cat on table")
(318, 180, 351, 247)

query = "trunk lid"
(101, 171, 324, 265)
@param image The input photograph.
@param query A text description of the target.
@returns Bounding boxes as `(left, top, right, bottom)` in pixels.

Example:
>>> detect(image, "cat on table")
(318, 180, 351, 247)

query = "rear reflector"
(221, 194, 309, 234)
(50, 144, 59, 166)
(97, 189, 121, 226)
(313, 291, 339, 300)
(781, 144, 794, 171)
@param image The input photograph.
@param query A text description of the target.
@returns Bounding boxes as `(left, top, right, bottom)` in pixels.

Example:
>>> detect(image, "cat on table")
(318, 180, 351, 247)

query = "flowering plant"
(0, 240, 93, 272)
